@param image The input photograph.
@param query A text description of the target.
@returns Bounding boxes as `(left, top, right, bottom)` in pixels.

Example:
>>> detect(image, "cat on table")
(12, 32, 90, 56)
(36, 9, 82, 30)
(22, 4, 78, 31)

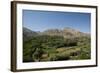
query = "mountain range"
(23, 27, 90, 41)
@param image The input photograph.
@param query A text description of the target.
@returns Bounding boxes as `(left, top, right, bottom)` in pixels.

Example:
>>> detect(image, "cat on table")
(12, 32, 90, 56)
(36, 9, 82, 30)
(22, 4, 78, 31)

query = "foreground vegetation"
(23, 35, 91, 62)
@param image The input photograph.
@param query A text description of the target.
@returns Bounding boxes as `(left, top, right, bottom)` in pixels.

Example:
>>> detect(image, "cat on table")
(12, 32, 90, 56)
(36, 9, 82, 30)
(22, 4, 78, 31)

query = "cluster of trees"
(23, 35, 91, 62)
(23, 35, 78, 62)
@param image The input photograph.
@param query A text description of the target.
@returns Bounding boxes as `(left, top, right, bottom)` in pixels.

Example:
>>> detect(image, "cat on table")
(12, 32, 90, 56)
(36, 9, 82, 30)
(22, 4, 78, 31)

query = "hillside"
(23, 27, 38, 41)
(23, 27, 91, 62)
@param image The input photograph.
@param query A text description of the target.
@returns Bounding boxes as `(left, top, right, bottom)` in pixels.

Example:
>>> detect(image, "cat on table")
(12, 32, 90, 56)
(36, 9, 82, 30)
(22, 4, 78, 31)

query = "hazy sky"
(23, 10, 91, 33)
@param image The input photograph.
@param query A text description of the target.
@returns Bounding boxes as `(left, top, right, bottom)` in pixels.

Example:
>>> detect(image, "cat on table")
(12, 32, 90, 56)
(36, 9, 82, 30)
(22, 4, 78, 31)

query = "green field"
(23, 35, 91, 62)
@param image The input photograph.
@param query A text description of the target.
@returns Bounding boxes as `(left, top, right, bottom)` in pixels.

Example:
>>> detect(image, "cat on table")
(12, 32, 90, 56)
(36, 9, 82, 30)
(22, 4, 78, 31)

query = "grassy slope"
(23, 35, 91, 62)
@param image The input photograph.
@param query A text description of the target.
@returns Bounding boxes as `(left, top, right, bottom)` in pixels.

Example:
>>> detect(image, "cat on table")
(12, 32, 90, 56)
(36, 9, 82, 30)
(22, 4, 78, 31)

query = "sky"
(23, 10, 91, 33)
